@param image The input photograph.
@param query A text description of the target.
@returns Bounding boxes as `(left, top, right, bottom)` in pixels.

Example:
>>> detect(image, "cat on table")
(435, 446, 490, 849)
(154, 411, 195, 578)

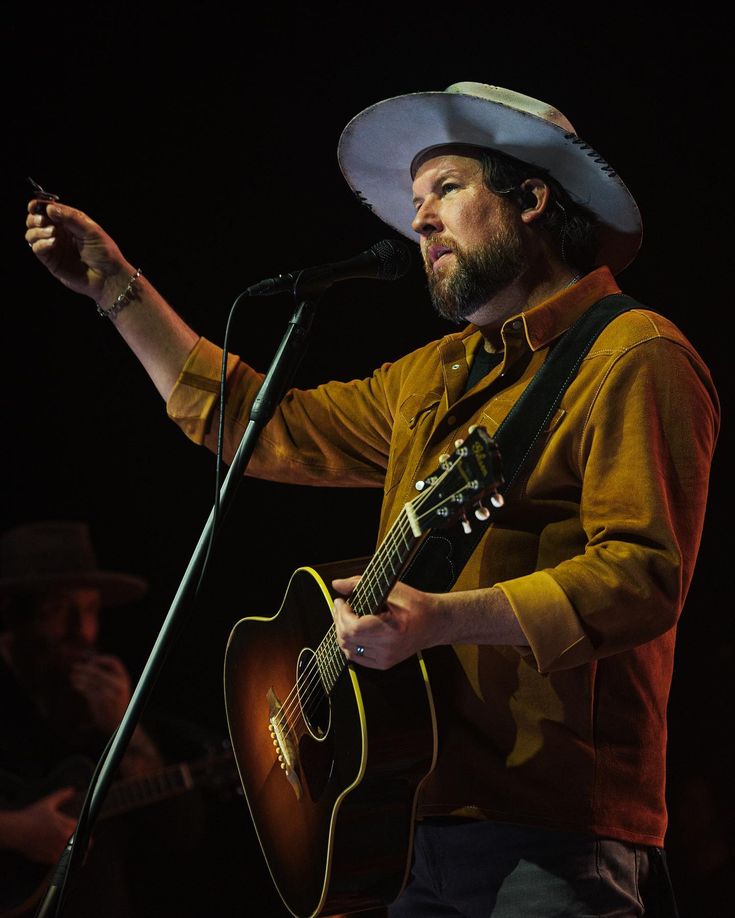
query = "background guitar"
(0, 748, 239, 918)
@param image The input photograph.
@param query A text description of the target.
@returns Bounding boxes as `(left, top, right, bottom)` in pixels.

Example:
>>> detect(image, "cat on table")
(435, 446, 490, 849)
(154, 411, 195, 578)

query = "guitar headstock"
(406, 426, 504, 535)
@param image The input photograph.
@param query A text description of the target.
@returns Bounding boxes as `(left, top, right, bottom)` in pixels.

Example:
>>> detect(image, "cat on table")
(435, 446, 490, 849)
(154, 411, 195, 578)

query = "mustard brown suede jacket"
(167, 267, 720, 845)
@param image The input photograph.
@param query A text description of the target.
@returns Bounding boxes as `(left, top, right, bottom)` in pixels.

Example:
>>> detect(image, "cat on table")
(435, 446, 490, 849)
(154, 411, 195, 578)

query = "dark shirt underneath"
(465, 347, 503, 393)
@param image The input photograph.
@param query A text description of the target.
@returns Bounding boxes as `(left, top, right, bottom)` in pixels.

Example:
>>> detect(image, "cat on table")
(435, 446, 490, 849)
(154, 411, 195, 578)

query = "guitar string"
(274, 464, 480, 737)
(274, 507, 420, 734)
(277, 520, 415, 736)
(272, 467, 448, 735)
(273, 461, 484, 736)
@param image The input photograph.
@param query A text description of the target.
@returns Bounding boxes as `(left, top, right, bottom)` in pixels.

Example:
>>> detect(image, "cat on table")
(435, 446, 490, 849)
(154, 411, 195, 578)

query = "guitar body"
(224, 563, 438, 918)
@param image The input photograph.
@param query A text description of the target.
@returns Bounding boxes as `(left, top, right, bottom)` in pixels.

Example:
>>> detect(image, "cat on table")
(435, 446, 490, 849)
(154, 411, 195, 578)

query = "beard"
(424, 222, 527, 324)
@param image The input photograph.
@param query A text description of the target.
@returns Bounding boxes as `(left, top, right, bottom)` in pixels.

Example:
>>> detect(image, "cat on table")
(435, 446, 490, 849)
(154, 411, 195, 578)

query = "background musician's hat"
(338, 81, 642, 275)
(0, 520, 148, 607)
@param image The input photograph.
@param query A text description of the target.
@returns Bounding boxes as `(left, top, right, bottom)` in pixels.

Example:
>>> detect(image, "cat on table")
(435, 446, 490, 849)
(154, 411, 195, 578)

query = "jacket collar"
(445, 265, 622, 354)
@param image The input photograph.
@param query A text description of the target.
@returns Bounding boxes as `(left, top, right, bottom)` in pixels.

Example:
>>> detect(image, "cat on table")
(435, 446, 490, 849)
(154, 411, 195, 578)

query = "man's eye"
(440, 183, 460, 195)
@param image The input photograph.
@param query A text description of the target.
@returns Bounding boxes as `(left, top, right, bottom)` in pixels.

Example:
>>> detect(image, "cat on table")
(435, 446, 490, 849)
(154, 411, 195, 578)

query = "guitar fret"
(330, 639, 343, 689)
(318, 643, 335, 693)
(350, 509, 418, 617)
(106, 765, 188, 815)
(313, 630, 346, 696)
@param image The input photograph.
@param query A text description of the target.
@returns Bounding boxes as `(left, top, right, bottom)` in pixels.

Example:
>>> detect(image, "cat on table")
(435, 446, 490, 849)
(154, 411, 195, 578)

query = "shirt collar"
(445, 266, 622, 354)
(515, 266, 621, 351)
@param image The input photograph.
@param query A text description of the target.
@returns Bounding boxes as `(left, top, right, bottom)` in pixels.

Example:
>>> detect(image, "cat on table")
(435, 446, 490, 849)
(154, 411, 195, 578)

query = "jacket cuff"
(498, 570, 594, 673)
(166, 337, 238, 444)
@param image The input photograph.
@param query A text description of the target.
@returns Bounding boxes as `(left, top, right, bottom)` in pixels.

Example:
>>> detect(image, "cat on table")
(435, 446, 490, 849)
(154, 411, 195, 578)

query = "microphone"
(245, 238, 412, 297)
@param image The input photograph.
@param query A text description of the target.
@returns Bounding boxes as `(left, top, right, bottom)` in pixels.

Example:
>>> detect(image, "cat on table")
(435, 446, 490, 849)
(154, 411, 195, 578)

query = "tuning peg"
(490, 491, 505, 508)
(461, 515, 472, 534)
(439, 452, 450, 463)
(415, 480, 425, 491)
(468, 425, 478, 433)
(474, 502, 491, 521)
(454, 438, 465, 449)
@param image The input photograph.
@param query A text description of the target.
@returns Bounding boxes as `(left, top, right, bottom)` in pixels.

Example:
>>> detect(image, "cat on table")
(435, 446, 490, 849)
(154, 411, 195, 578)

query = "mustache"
(422, 235, 458, 267)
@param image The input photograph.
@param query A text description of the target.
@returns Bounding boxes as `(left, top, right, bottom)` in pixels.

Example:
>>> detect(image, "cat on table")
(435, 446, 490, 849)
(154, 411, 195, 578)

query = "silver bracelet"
(96, 267, 143, 320)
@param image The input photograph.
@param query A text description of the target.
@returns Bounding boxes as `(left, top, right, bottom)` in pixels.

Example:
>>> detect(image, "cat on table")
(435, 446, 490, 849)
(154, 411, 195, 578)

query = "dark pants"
(388, 819, 678, 917)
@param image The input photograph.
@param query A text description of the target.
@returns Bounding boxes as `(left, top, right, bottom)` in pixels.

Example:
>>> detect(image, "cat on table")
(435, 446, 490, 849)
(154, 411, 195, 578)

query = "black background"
(2, 5, 732, 916)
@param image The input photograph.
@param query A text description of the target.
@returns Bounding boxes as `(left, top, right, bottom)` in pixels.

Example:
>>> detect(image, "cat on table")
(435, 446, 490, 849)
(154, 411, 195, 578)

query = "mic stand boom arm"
(37, 294, 319, 917)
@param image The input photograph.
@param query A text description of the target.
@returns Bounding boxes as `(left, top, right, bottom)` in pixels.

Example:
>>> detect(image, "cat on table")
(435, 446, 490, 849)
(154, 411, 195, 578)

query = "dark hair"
(477, 148, 600, 274)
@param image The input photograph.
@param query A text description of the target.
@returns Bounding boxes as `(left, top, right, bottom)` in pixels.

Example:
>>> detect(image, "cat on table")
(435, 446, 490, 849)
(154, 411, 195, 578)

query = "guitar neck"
(81, 750, 236, 822)
(100, 761, 197, 819)
(316, 506, 423, 694)
(349, 505, 424, 618)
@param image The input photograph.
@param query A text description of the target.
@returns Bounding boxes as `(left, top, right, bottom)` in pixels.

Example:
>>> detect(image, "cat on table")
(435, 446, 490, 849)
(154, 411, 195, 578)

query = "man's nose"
(68, 609, 98, 644)
(411, 198, 443, 236)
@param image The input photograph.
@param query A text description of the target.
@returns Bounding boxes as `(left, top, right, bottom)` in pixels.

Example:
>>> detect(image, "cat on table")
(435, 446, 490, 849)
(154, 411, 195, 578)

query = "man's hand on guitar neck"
(332, 576, 529, 670)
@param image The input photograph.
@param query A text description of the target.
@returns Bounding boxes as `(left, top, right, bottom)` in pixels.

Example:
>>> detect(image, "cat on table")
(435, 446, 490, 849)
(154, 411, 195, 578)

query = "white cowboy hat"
(337, 82, 642, 275)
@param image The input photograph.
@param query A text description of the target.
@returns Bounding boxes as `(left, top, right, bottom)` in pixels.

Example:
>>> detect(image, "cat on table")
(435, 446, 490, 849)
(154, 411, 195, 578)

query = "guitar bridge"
(267, 687, 302, 800)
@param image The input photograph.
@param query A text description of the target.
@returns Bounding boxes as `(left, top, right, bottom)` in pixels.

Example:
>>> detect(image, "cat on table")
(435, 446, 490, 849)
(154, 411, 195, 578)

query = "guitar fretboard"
(102, 762, 194, 817)
(316, 505, 420, 694)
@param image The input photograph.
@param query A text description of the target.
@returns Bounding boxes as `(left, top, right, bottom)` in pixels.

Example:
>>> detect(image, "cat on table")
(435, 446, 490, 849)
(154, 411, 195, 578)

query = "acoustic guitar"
(0, 747, 239, 918)
(224, 426, 503, 917)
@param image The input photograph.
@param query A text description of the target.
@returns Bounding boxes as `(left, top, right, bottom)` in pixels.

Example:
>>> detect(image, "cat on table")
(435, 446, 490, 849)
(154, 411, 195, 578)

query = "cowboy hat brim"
(0, 570, 148, 607)
(337, 89, 642, 275)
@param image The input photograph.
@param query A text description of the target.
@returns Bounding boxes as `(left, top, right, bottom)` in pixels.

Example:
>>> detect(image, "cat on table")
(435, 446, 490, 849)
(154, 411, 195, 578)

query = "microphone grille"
(370, 238, 413, 281)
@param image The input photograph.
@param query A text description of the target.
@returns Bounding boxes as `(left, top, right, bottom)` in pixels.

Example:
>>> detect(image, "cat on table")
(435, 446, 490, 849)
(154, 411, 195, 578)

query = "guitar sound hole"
(297, 648, 331, 741)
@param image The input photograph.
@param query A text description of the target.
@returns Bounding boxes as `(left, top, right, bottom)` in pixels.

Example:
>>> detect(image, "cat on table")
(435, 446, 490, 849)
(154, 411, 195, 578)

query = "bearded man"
(25, 83, 719, 917)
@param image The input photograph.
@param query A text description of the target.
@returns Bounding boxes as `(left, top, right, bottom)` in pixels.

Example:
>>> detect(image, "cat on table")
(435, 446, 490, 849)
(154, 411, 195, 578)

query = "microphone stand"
(36, 291, 320, 916)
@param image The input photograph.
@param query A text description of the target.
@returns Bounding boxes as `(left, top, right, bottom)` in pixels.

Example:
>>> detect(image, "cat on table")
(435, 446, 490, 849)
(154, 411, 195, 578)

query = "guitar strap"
(401, 293, 643, 593)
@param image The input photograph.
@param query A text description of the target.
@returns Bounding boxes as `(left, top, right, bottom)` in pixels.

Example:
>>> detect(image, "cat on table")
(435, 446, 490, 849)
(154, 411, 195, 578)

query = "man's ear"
(518, 179, 550, 222)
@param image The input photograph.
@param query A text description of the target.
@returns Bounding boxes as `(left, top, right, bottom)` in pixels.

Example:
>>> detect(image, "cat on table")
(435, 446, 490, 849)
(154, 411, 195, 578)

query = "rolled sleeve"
(498, 324, 719, 673)
(498, 571, 594, 672)
(167, 337, 245, 444)
(166, 336, 395, 487)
